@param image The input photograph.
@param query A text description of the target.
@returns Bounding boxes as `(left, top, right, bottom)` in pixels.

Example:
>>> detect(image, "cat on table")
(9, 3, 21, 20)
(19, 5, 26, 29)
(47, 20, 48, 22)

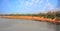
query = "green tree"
(47, 15, 54, 19)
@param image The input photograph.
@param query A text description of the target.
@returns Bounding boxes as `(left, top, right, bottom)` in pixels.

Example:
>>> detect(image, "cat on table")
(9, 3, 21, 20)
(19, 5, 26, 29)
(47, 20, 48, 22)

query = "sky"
(0, 0, 59, 14)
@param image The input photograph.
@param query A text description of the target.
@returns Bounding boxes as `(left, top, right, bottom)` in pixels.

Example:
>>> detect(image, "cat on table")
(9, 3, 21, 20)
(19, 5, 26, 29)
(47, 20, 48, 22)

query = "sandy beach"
(0, 16, 60, 23)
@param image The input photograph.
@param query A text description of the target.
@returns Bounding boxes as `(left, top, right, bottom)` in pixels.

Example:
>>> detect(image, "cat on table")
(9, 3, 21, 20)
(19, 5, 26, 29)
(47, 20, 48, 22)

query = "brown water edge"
(0, 16, 60, 24)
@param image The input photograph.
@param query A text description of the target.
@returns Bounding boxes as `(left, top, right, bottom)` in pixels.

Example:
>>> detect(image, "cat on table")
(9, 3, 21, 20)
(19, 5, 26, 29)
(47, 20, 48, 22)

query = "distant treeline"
(0, 11, 60, 18)
(0, 14, 38, 16)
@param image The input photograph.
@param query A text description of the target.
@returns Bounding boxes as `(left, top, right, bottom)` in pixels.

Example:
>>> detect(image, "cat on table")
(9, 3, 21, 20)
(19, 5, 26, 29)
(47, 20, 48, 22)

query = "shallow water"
(0, 18, 59, 31)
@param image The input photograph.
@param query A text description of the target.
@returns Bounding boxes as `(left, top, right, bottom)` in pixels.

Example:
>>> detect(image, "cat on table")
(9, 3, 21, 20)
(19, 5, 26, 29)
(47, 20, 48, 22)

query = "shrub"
(47, 15, 54, 19)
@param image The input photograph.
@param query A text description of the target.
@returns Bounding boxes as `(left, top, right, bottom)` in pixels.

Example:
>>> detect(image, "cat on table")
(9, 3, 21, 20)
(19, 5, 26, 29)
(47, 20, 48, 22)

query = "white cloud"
(32, 0, 35, 2)
(47, 0, 49, 2)
(25, 0, 34, 6)
(40, 0, 43, 3)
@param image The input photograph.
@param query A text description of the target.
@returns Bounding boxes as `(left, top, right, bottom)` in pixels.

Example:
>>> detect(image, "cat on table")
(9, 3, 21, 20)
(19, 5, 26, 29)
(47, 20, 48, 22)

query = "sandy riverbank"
(0, 16, 60, 23)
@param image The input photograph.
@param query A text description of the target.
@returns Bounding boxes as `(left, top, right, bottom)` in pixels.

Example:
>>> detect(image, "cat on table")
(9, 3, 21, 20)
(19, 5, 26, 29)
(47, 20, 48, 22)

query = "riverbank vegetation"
(0, 11, 60, 20)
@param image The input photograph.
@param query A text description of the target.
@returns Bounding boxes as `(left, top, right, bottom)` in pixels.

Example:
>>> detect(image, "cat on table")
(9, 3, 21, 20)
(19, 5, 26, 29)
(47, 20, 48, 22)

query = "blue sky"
(0, 0, 58, 14)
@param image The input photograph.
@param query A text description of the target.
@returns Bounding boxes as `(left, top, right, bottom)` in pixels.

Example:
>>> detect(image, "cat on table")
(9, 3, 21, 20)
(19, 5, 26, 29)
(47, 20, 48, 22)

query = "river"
(0, 18, 59, 31)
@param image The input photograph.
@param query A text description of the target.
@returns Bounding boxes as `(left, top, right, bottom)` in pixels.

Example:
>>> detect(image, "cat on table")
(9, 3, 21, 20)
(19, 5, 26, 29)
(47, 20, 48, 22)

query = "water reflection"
(0, 18, 58, 31)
